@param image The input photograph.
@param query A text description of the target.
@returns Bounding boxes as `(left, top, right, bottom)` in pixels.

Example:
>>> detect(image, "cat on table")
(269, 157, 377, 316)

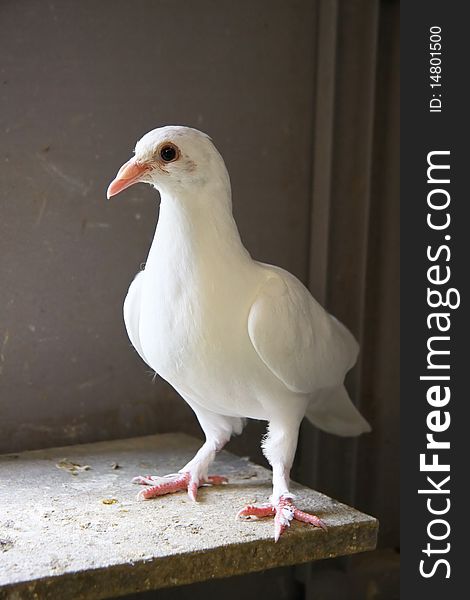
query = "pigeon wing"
(123, 271, 150, 366)
(247, 265, 359, 394)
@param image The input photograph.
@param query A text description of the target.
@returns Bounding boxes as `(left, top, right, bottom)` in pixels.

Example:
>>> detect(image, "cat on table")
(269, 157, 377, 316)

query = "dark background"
(0, 1, 399, 598)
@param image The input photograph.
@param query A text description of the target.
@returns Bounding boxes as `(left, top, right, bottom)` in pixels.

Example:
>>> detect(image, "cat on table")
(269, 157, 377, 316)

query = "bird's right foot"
(237, 496, 327, 542)
(132, 472, 227, 501)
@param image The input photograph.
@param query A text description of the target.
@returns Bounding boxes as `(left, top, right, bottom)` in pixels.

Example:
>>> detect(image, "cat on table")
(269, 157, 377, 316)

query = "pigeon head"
(107, 126, 230, 199)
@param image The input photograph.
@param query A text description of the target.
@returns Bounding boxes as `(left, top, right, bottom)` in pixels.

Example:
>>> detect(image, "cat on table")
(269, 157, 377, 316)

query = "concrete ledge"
(0, 433, 378, 599)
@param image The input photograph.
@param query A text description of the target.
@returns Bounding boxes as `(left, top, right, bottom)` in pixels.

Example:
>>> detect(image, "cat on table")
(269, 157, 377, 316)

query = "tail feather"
(305, 385, 371, 437)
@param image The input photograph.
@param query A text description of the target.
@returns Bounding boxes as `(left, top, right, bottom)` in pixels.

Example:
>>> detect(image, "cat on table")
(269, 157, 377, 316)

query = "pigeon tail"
(305, 385, 371, 437)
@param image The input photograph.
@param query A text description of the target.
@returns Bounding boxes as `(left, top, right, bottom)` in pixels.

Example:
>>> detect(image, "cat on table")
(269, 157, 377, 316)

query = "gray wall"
(0, 0, 399, 559)
(0, 0, 316, 459)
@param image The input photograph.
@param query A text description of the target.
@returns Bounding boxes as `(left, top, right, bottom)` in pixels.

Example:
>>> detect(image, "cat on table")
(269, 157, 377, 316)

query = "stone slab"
(0, 434, 378, 599)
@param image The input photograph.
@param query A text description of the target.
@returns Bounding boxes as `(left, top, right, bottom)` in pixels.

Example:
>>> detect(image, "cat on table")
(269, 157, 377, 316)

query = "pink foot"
(237, 496, 327, 542)
(132, 472, 228, 501)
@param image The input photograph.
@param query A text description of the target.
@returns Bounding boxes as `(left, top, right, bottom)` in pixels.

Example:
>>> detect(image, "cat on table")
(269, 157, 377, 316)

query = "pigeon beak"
(107, 158, 150, 198)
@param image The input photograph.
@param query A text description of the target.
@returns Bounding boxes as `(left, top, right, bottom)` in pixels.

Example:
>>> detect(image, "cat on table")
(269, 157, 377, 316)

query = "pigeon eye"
(160, 145, 178, 162)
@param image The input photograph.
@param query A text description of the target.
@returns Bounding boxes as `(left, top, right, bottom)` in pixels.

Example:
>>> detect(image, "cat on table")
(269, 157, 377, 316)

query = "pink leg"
(132, 412, 237, 502)
(133, 472, 228, 501)
(238, 496, 327, 542)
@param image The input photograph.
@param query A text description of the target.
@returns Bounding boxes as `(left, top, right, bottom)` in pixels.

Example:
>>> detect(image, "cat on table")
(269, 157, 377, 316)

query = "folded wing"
(123, 271, 150, 366)
(248, 265, 359, 395)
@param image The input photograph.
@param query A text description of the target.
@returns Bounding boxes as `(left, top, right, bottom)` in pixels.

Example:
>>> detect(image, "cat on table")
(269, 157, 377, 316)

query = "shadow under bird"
(107, 126, 371, 541)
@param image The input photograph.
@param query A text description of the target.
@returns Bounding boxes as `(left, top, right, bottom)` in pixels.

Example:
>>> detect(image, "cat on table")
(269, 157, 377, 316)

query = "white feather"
(123, 271, 148, 364)
(248, 264, 359, 394)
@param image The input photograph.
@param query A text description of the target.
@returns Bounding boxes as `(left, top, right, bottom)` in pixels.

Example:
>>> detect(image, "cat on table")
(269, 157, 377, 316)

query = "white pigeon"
(107, 126, 370, 541)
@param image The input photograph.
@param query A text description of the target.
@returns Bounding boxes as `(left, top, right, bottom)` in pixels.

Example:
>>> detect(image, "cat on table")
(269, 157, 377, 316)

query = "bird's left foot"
(237, 496, 327, 542)
(132, 472, 227, 501)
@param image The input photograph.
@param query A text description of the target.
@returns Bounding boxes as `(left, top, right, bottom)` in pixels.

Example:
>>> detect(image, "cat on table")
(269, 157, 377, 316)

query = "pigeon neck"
(147, 187, 250, 269)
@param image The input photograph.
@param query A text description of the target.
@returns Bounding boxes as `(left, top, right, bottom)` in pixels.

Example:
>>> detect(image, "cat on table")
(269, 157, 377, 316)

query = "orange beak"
(107, 158, 150, 198)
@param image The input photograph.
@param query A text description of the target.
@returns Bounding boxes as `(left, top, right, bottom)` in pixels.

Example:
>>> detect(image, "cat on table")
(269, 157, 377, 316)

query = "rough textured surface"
(0, 434, 378, 599)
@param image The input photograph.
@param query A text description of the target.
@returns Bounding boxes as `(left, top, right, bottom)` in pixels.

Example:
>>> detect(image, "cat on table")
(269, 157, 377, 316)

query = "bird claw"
(237, 503, 275, 520)
(132, 471, 228, 501)
(237, 496, 327, 541)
